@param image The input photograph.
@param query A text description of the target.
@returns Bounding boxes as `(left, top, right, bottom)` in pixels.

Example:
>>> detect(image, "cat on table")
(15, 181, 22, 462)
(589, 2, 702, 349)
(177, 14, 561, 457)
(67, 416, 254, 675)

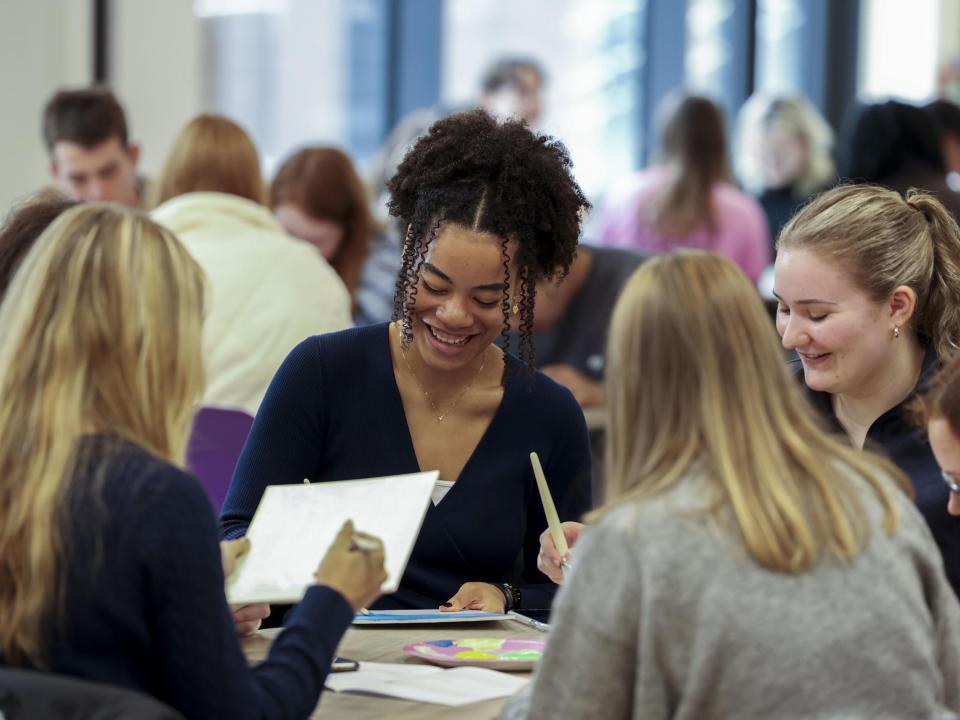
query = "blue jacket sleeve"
(142, 467, 353, 719)
(517, 387, 593, 609)
(220, 337, 327, 539)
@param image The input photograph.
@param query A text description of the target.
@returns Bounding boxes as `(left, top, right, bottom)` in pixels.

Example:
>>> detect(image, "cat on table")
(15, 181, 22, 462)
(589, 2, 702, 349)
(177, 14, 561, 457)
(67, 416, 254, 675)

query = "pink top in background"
(595, 167, 771, 283)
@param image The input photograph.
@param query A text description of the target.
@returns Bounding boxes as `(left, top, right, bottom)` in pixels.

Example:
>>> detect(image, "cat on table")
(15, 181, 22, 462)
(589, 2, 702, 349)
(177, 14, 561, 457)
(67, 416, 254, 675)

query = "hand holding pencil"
(530, 451, 585, 585)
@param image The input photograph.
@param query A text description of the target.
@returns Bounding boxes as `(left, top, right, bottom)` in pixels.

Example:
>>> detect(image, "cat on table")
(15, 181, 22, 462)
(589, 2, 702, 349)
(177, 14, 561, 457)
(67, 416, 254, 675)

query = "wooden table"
(242, 620, 541, 719)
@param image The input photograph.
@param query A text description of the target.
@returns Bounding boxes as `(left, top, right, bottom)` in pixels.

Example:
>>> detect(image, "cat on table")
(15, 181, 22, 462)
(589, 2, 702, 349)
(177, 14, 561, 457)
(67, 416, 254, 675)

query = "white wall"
(111, 0, 202, 181)
(0, 0, 203, 214)
(0, 0, 91, 213)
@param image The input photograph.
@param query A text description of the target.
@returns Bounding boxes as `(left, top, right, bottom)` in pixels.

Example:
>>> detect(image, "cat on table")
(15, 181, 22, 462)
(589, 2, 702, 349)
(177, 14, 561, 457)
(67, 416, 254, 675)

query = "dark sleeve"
(517, 387, 593, 609)
(220, 337, 327, 539)
(141, 468, 353, 720)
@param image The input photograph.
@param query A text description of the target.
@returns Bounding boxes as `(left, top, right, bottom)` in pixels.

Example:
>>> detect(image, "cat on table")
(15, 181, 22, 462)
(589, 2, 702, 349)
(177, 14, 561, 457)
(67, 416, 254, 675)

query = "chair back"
(0, 668, 185, 719)
(187, 407, 254, 511)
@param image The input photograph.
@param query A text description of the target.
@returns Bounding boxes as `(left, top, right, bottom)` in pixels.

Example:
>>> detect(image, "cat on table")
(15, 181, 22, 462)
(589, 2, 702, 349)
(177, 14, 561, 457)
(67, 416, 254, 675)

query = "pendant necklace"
(400, 346, 486, 424)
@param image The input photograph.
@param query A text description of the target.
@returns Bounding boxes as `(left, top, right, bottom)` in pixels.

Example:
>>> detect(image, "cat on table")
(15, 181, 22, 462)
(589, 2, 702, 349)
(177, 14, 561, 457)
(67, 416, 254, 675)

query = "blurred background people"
(839, 99, 960, 219)
(596, 93, 770, 284)
(0, 191, 76, 300)
(530, 246, 646, 410)
(479, 57, 545, 126)
(152, 115, 351, 416)
(270, 147, 399, 326)
(735, 94, 836, 249)
(42, 87, 145, 208)
(925, 99, 960, 191)
(919, 353, 960, 517)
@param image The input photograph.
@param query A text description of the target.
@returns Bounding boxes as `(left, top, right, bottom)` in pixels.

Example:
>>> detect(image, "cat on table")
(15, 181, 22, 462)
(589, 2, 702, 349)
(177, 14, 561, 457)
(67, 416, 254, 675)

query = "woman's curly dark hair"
(387, 110, 590, 381)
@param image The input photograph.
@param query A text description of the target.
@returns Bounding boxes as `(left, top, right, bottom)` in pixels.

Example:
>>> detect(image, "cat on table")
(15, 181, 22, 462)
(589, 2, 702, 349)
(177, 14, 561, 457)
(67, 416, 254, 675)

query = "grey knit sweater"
(502, 471, 960, 720)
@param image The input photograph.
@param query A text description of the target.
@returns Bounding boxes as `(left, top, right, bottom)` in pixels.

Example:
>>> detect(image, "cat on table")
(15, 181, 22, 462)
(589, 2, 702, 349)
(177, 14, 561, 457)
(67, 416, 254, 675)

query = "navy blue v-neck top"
(794, 351, 960, 595)
(220, 323, 593, 610)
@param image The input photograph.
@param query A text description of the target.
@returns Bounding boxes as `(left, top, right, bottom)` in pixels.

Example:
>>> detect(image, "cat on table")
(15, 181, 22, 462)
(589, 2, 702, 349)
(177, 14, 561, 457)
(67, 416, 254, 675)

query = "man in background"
(42, 87, 145, 208)
(480, 57, 545, 127)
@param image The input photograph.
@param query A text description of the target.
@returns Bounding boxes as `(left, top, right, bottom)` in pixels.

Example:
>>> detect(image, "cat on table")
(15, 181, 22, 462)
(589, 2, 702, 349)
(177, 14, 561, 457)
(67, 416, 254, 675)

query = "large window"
(441, 0, 644, 202)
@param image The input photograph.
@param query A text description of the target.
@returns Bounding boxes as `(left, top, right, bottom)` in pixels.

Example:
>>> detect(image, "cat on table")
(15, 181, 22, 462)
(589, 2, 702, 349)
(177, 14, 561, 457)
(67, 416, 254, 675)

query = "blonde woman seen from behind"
(504, 253, 960, 720)
(0, 204, 385, 719)
(152, 115, 351, 416)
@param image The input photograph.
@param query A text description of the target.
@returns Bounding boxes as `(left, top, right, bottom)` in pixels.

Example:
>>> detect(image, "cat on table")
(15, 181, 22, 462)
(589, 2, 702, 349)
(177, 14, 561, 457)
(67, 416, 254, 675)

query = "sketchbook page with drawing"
(226, 470, 439, 605)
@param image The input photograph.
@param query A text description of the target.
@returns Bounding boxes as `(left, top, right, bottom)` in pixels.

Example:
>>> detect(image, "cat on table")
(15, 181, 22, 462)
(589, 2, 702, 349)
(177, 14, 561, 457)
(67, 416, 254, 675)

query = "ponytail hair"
(779, 184, 960, 360)
(905, 192, 960, 358)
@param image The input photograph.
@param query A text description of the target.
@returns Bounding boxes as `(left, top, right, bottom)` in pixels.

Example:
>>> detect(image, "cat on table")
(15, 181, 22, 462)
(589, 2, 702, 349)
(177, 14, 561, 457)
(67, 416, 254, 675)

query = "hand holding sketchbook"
(227, 471, 438, 605)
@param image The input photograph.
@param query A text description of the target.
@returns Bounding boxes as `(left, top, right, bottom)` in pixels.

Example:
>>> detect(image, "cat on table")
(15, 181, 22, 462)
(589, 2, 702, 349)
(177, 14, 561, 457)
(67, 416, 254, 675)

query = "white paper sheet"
(226, 471, 438, 605)
(324, 661, 529, 706)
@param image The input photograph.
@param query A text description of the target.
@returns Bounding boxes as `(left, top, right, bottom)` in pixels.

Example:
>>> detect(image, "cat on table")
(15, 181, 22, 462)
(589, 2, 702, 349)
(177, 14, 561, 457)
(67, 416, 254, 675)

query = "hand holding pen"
(536, 522, 583, 584)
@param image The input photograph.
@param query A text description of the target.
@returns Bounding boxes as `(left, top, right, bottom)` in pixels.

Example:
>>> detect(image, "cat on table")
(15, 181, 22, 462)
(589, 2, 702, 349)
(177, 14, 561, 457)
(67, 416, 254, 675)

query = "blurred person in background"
(0, 191, 76, 300)
(528, 246, 646, 410)
(925, 99, 960, 192)
(271, 147, 399, 326)
(596, 93, 770, 284)
(918, 354, 960, 517)
(735, 94, 836, 250)
(152, 115, 351, 417)
(42, 87, 146, 208)
(839, 99, 960, 220)
(479, 57, 545, 126)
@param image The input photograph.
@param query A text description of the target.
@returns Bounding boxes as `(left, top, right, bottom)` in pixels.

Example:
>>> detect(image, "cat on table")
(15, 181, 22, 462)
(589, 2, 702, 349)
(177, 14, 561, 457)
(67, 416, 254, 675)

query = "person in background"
(506, 252, 960, 719)
(839, 100, 960, 220)
(270, 147, 399, 325)
(530, 246, 646, 409)
(917, 354, 960, 516)
(774, 184, 960, 595)
(925, 99, 960, 192)
(596, 94, 770, 284)
(735, 94, 836, 249)
(221, 110, 593, 616)
(0, 190, 76, 299)
(41, 87, 146, 208)
(152, 115, 352, 417)
(0, 203, 387, 719)
(479, 57, 546, 127)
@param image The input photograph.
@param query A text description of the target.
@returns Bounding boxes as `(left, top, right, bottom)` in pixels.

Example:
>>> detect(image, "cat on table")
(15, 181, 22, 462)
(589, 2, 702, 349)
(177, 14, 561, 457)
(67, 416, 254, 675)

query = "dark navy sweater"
(220, 323, 593, 610)
(795, 352, 960, 595)
(8, 436, 353, 720)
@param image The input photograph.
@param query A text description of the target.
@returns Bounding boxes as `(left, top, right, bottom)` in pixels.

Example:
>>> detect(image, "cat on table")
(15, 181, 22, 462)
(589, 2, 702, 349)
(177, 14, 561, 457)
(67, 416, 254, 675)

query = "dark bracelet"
(494, 582, 520, 611)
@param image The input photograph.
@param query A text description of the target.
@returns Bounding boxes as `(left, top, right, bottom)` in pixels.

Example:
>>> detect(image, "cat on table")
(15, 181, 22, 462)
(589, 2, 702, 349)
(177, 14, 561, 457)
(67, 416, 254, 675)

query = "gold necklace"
(400, 345, 487, 424)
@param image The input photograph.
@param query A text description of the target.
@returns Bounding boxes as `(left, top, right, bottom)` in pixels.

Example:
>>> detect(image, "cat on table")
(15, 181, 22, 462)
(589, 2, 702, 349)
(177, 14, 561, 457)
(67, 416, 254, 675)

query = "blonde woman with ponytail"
(0, 203, 386, 719)
(774, 184, 960, 596)
(505, 253, 960, 720)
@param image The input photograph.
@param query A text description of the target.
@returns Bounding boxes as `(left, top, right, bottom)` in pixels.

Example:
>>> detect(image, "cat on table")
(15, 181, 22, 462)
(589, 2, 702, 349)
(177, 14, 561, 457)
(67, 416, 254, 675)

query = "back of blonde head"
(600, 252, 907, 572)
(154, 114, 266, 206)
(0, 204, 205, 665)
(778, 184, 960, 359)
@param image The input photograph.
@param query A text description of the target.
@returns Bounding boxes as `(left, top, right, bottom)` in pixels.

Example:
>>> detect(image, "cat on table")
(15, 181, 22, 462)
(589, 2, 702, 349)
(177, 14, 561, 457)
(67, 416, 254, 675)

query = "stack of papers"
(325, 661, 529, 706)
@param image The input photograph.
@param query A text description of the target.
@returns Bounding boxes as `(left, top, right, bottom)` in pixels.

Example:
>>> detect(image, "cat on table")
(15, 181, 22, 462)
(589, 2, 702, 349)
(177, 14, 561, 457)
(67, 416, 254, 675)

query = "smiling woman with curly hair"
(221, 110, 594, 617)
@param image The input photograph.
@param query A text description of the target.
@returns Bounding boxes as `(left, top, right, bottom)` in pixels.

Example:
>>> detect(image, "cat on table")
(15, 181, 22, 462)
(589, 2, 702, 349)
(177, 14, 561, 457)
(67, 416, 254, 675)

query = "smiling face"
(773, 248, 895, 395)
(410, 222, 514, 373)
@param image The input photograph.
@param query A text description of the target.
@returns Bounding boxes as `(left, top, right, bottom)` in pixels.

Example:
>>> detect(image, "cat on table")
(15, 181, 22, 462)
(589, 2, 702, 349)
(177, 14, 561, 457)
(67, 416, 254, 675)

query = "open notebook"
(226, 471, 438, 605)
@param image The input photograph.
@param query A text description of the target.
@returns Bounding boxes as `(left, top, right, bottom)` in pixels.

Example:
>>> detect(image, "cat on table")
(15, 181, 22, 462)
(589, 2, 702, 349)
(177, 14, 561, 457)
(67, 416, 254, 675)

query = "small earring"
(511, 303, 520, 316)
(894, 326, 901, 339)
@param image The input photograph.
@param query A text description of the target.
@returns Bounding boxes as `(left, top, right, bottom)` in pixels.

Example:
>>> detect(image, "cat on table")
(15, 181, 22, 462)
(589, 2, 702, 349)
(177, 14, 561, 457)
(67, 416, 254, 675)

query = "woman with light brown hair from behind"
(151, 115, 351, 417)
(0, 204, 385, 718)
(271, 146, 400, 325)
(504, 252, 960, 720)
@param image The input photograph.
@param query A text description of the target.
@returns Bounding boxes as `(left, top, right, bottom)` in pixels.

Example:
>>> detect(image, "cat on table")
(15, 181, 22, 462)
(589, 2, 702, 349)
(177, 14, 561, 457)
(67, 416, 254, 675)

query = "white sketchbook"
(226, 471, 439, 605)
